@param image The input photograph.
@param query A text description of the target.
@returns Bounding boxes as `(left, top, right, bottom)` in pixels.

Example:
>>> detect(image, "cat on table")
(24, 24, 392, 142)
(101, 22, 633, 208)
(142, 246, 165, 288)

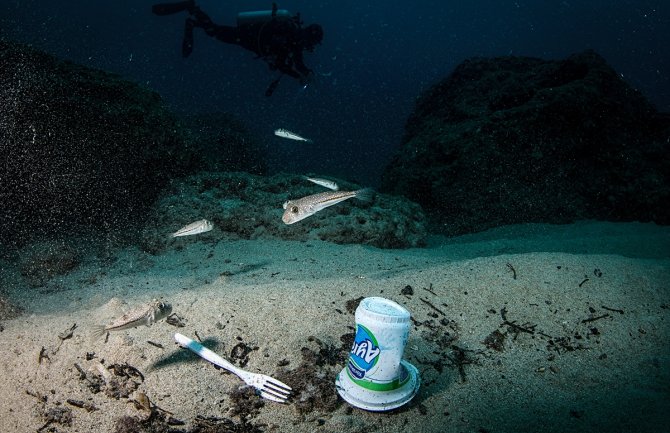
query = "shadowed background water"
(1, 0, 668, 186)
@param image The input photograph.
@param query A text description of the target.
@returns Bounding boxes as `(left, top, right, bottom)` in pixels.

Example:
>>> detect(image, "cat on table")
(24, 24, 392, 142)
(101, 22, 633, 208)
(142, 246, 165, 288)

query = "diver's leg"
(187, 7, 238, 44)
(152, 0, 194, 16)
(182, 18, 195, 57)
(189, 8, 221, 36)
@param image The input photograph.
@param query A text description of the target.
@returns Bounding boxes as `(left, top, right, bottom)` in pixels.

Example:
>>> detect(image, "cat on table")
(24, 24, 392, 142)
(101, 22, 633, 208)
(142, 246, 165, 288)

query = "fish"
(274, 128, 313, 143)
(91, 299, 172, 340)
(172, 219, 213, 237)
(304, 176, 339, 191)
(282, 188, 375, 224)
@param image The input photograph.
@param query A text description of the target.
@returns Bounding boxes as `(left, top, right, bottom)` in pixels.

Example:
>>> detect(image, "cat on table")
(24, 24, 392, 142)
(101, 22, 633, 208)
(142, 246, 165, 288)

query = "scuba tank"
(237, 9, 292, 26)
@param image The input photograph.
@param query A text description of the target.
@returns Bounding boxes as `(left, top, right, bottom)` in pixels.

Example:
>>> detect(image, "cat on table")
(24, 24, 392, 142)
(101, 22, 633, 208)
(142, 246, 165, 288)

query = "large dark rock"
(0, 40, 263, 246)
(381, 50, 670, 236)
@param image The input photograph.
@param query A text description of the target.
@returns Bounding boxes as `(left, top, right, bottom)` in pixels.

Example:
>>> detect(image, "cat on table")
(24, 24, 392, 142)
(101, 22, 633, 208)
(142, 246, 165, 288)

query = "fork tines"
(261, 379, 292, 403)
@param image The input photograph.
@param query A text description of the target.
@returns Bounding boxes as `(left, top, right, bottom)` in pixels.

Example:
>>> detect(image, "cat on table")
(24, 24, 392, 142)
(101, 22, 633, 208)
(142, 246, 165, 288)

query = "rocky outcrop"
(382, 50, 670, 236)
(0, 40, 264, 246)
(140, 172, 427, 250)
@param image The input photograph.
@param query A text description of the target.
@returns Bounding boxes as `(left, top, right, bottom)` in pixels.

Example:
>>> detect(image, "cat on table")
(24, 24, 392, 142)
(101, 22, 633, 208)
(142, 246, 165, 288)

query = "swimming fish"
(282, 188, 375, 225)
(172, 219, 213, 237)
(304, 176, 339, 191)
(91, 299, 172, 340)
(274, 128, 313, 143)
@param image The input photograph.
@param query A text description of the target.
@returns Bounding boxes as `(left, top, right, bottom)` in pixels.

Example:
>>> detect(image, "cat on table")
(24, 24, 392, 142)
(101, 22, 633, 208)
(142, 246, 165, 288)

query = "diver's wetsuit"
(153, 1, 315, 87)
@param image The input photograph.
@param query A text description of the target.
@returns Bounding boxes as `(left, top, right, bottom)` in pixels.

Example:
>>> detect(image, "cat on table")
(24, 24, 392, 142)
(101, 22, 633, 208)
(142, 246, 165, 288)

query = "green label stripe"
(346, 367, 410, 391)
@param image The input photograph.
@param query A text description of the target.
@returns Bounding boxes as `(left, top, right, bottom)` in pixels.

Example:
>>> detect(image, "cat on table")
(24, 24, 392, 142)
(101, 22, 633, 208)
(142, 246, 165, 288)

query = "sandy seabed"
(0, 221, 668, 433)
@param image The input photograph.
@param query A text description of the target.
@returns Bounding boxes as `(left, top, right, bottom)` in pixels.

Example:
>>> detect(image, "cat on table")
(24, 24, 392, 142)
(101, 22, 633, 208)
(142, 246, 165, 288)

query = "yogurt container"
(336, 297, 420, 411)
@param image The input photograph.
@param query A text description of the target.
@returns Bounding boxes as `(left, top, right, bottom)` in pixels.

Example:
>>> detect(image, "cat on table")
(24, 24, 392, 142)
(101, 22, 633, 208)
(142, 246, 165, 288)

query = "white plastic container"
(336, 297, 420, 411)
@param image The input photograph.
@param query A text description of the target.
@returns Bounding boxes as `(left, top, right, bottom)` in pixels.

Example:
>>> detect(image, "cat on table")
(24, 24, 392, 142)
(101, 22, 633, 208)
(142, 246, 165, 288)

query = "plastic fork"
(174, 333, 292, 403)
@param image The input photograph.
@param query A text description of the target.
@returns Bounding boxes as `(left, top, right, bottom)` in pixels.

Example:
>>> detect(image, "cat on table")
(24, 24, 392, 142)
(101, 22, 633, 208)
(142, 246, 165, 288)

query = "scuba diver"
(152, 1, 323, 96)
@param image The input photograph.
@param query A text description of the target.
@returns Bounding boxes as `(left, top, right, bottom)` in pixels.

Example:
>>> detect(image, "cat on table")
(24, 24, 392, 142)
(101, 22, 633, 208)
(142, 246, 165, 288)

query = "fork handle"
(174, 333, 241, 376)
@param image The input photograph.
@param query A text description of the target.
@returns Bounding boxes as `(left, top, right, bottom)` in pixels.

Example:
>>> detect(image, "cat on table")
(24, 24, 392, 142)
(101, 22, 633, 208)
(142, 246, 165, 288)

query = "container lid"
(336, 359, 420, 411)
(356, 297, 410, 324)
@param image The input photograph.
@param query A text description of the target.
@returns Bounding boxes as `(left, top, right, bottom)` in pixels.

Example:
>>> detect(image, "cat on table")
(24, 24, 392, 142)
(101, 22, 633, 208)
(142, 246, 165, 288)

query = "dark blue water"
(2, 0, 668, 185)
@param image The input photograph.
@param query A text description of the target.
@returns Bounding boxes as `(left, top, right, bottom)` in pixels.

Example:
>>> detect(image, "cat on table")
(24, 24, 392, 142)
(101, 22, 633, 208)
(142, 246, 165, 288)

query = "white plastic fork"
(174, 333, 292, 403)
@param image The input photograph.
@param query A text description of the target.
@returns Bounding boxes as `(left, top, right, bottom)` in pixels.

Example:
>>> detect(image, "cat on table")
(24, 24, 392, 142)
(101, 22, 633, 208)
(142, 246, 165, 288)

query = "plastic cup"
(336, 297, 420, 411)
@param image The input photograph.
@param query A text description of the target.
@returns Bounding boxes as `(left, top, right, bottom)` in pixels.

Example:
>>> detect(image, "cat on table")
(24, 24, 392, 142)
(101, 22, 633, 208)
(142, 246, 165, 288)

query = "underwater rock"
(0, 40, 263, 247)
(18, 241, 80, 287)
(381, 50, 670, 235)
(140, 172, 427, 251)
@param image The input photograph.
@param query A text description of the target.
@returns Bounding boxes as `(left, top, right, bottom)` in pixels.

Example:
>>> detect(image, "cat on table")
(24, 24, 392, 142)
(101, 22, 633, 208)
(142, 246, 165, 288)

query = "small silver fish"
(282, 188, 375, 224)
(172, 219, 213, 237)
(274, 128, 313, 143)
(91, 299, 172, 340)
(304, 176, 339, 191)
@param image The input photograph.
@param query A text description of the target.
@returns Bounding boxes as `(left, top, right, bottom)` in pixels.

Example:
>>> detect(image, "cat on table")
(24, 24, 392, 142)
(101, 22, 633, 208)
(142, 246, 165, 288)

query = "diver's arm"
(268, 50, 298, 78)
(293, 49, 311, 76)
(276, 62, 300, 79)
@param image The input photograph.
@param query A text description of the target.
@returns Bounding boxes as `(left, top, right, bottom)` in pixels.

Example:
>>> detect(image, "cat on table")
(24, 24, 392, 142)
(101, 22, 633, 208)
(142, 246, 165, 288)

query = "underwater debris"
(423, 283, 438, 296)
(74, 362, 103, 393)
(345, 296, 364, 314)
(66, 399, 98, 412)
(192, 414, 265, 433)
(147, 340, 165, 349)
(546, 336, 588, 354)
(229, 387, 265, 419)
(445, 345, 482, 383)
(38, 346, 50, 365)
(501, 320, 536, 340)
(601, 305, 624, 315)
(401, 284, 414, 296)
(229, 342, 258, 368)
(581, 314, 610, 324)
(419, 298, 445, 316)
(114, 411, 174, 433)
(483, 329, 506, 352)
(306, 335, 349, 366)
(26, 389, 74, 432)
(506, 262, 517, 279)
(84, 362, 145, 399)
(37, 406, 73, 432)
(275, 334, 352, 415)
(130, 391, 152, 413)
(58, 323, 77, 341)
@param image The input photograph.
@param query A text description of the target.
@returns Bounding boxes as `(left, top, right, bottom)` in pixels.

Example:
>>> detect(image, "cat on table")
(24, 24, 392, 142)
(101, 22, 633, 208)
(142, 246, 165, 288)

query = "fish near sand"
(282, 188, 375, 224)
(274, 128, 312, 143)
(91, 299, 172, 340)
(172, 219, 213, 237)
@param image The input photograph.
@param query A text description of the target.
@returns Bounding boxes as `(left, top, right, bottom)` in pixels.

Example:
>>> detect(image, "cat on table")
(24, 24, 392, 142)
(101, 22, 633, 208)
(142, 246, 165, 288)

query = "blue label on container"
(347, 324, 380, 379)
